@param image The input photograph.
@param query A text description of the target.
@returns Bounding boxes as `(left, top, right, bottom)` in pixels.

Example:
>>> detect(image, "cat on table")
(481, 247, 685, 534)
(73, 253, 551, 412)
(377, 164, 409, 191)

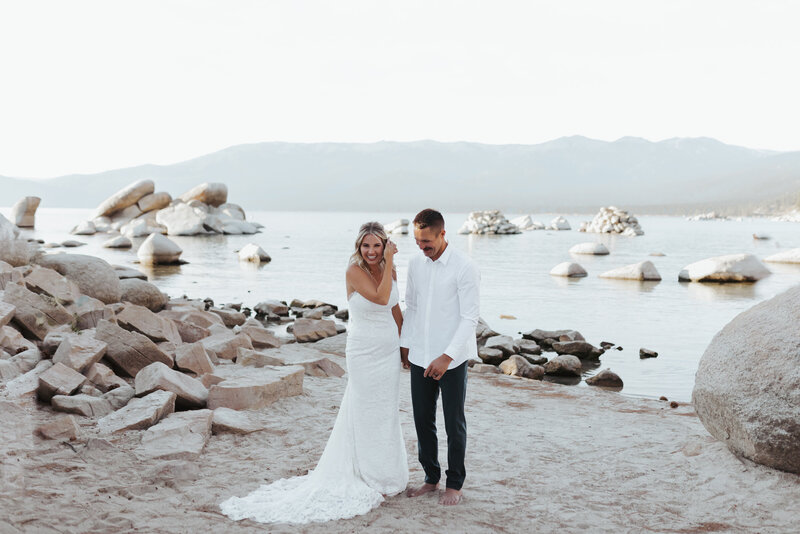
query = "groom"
(400, 208, 480, 506)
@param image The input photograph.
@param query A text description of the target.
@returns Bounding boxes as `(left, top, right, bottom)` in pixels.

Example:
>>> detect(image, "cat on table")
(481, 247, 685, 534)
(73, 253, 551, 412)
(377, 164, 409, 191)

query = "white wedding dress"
(220, 281, 408, 524)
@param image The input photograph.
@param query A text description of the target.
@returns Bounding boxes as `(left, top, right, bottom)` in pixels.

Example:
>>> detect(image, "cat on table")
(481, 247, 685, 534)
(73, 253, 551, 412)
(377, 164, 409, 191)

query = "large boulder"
(36, 254, 122, 304)
(94, 179, 155, 218)
(11, 196, 41, 228)
(119, 278, 168, 312)
(137, 192, 172, 213)
(155, 203, 213, 236)
(94, 319, 173, 377)
(600, 261, 661, 281)
(0, 214, 31, 266)
(679, 253, 770, 283)
(693, 285, 800, 474)
(2, 282, 73, 340)
(137, 233, 183, 265)
(179, 183, 228, 207)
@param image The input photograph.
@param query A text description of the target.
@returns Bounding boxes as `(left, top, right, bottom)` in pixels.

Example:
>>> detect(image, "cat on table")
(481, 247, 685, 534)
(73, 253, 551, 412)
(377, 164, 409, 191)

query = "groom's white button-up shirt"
(400, 243, 480, 370)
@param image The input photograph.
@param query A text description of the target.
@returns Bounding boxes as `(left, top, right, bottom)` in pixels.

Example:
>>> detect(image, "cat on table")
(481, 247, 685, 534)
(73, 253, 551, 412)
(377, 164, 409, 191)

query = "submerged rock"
(599, 261, 661, 281)
(569, 242, 610, 255)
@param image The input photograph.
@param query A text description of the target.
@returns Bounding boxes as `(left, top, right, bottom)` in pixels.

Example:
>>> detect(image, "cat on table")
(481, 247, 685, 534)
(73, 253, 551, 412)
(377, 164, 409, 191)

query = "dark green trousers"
(410, 361, 468, 490)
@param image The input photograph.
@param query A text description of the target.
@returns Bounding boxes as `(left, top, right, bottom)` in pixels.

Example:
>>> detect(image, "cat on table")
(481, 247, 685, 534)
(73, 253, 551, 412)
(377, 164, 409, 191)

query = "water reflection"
(598, 279, 660, 293)
(681, 281, 758, 302)
(550, 276, 585, 288)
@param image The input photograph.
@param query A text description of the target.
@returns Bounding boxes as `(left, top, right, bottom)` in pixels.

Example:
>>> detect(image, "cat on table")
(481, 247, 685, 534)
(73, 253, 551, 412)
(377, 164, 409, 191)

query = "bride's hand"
(384, 239, 398, 260)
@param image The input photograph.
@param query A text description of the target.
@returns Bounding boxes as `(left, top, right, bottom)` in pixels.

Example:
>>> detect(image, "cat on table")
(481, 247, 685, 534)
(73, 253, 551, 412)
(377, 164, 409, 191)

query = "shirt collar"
(426, 240, 452, 265)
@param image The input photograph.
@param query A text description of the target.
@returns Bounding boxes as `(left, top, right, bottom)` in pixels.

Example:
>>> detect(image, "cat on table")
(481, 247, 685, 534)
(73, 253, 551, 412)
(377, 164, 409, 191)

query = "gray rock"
(293, 318, 337, 343)
(693, 285, 800, 474)
(477, 346, 507, 365)
(484, 335, 515, 355)
(544, 355, 582, 377)
(586, 369, 624, 388)
(552, 341, 604, 360)
(639, 348, 658, 359)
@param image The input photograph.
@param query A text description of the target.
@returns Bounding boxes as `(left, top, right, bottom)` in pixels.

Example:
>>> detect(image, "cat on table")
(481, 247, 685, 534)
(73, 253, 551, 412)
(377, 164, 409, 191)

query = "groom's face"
(414, 225, 446, 259)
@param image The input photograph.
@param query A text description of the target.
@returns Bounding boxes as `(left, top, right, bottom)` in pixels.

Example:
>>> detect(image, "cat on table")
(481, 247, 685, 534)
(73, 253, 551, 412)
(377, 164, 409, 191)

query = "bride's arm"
(345, 244, 396, 305)
(391, 269, 403, 335)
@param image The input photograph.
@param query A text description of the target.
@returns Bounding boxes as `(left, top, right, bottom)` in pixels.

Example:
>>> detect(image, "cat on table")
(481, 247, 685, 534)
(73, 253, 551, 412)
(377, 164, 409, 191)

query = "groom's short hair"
(413, 209, 445, 232)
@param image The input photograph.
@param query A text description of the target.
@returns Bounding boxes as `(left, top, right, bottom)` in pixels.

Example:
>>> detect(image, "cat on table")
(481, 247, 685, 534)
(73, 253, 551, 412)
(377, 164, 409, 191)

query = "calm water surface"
(5, 208, 800, 402)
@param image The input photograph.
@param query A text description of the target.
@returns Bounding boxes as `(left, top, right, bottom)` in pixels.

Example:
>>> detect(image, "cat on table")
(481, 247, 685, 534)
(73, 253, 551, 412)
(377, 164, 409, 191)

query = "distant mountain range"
(2, 137, 799, 213)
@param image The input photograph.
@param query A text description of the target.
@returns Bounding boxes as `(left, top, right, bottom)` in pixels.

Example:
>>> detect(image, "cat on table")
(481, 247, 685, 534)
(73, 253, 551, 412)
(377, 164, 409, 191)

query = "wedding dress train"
(220, 282, 408, 524)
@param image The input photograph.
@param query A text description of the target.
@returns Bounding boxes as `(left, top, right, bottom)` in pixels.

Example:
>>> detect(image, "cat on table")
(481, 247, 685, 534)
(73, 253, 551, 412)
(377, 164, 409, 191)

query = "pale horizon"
(2, 0, 799, 178)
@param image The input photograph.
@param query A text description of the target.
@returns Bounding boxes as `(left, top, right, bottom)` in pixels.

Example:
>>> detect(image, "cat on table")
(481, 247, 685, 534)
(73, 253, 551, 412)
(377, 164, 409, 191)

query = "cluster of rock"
(458, 211, 521, 235)
(1, 247, 350, 455)
(693, 284, 800, 475)
(579, 206, 644, 236)
(384, 219, 409, 235)
(687, 211, 729, 221)
(70, 180, 263, 238)
(469, 319, 623, 388)
(771, 210, 800, 223)
(548, 216, 571, 231)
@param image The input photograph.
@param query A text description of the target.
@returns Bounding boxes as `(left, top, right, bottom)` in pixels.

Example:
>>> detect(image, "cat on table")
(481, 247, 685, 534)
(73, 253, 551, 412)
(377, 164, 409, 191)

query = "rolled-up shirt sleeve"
(399, 261, 416, 349)
(443, 261, 480, 359)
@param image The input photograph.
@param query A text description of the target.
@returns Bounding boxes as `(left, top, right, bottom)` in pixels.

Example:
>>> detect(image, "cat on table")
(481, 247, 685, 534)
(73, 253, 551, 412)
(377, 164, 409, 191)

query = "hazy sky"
(1, 0, 799, 178)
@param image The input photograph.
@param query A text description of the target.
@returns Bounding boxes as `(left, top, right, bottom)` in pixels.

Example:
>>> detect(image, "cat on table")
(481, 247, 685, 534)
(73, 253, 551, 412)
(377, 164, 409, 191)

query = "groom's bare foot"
(439, 488, 462, 506)
(406, 483, 438, 498)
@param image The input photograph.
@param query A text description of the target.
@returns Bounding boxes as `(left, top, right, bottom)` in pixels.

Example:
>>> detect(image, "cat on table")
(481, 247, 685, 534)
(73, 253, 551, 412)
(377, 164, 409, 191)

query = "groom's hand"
(400, 347, 410, 369)
(424, 354, 452, 381)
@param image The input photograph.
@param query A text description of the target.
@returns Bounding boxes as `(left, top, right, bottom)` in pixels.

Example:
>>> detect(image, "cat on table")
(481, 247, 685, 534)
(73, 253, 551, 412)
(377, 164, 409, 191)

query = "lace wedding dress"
(220, 281, 408, 524)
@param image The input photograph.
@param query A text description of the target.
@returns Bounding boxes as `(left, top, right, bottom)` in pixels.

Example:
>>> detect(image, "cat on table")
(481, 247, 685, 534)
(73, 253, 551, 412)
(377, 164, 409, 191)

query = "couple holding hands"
(221, 208, 480, 524)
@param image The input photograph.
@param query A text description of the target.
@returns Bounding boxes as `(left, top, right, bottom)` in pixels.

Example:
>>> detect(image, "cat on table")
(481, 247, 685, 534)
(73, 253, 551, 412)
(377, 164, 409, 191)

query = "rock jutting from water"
(384, 219, 409, 235)
(510, 215, 545, 231)
(73, 180, 263, 238)
(549, 262, 588, 278)
(763, 248, 800, 264)
(686, 211, 729, 221)
(569, 242, 610, 255)
(11, 196, 41, 228)
(580, 206, 644, 236)
(599, 261, 662, 281)
(458, 210, 521, 235)
(548, 216, 571, 231)
(678, 253, 771, 283)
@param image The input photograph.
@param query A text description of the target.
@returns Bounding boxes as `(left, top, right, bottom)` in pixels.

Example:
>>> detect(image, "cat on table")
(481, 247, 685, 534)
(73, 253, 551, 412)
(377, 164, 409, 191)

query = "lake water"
(4, 207, 800, 402)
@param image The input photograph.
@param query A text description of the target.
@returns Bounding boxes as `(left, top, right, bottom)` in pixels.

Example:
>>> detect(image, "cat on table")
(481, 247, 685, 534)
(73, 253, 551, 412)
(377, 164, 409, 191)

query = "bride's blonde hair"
(350, 222, 390, 272)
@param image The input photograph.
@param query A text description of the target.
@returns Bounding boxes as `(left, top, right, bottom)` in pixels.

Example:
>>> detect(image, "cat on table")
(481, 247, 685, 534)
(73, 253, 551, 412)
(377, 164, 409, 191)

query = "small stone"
(670, 401, 679, 408)
(477, 346, 506, 365)
(639, 348, 658, 359)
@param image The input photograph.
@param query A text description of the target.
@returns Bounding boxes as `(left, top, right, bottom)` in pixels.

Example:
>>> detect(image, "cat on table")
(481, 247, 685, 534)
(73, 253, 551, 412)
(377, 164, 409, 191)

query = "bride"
(220, 221, 408, 524)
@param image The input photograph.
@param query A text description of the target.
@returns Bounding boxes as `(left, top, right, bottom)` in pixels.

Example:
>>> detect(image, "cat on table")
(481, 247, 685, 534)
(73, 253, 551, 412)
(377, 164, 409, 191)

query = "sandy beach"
(2, 336, 798, 534)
